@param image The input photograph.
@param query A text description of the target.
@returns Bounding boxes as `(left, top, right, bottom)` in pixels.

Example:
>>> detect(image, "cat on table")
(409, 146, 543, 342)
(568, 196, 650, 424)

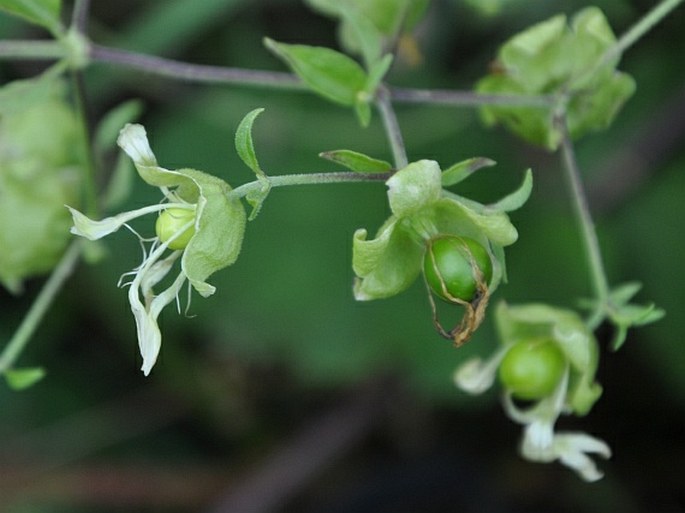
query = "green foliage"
(0, 0, 62, 34)
(477, 7, 636, 150)
(3, 366, 45, 390)
(0, 76, 83, 293)
(319, 149, 392, 172)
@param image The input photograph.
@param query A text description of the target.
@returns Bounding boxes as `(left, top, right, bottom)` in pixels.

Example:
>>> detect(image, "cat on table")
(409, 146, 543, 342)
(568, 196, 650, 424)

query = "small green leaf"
(95, 100, 144, 153)
(235, 108, 266, 178)
(264, 38, 367, 106)
(245, 181, 271, 221)
(441, 157, 496, 186)
(4, 367, 46, 390)
(319, 149, 392, 173)
(354, 98, 372, 127)
(609, 281, 643, 305)
(489, 169, 533, 212)
(364, 53, 394, 94)
(0, 0, 62, 34)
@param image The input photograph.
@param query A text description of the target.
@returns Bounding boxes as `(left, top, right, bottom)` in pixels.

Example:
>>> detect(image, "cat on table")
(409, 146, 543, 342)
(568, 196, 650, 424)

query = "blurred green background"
(1, 0, 684, 511)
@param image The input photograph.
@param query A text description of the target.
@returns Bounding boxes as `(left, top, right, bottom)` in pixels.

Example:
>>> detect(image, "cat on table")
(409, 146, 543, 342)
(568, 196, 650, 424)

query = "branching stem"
(0, 242, 83, 374)
(556, 116, 610, 328)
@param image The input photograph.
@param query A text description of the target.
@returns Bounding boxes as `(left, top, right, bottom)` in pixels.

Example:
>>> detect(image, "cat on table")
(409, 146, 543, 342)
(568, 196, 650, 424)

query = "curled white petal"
(117, 123, 157, 167)
(520, 420, 556, 462)
(554, 432, 611, 482)
(454, 346, 508, 395)
(67, 204, 169, 240)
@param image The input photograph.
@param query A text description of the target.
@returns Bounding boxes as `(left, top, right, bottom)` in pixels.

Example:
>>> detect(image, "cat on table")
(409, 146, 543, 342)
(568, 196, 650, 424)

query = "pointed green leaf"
(609, 281, 643, 305)
(235, 108, 266, 178)
(354, 98, 372, 127)
(264, 38, 367, 106)
(0, 0, 62, 33)
(364, 53, 393, 94)
(94, 100, 144, 153)
(441, 157, 496, 186)
(489, 169, 533, 212)
(4, 367, 46, 390)
(319, 149, 392, 173)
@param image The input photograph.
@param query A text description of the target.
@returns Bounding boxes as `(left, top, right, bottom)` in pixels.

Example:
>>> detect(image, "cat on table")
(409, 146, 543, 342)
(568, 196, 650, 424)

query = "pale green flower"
(68, 124, 246, 375)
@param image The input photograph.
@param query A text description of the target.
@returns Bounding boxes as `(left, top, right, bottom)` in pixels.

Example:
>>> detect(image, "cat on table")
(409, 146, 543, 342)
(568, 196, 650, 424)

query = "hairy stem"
(556, 116, 610, 328)
(70, 0, 91, 34)
(230, 171, 391, 199)
(0, 242, 82, 374)
(89, 44, 304, 90)
(376, 86, 408, 169)
(0, 40, 65, 60)
(390, 87, 555, 107)
(603, 0, 683, 65)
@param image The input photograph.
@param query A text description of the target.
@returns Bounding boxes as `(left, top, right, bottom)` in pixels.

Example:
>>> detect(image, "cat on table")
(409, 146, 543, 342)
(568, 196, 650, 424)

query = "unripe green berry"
(498, 339, 567, 400)
(155, 208, 196, 250)
(423, 236, 492, 302)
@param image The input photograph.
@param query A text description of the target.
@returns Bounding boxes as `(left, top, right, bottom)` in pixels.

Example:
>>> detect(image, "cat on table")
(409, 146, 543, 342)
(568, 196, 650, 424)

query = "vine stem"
(0, 242, 83, 374)
(556, 115, 610, 328)
(376, 85, 408, 169)
(230, 171, 391, 199)
(603, 0, 683, 65)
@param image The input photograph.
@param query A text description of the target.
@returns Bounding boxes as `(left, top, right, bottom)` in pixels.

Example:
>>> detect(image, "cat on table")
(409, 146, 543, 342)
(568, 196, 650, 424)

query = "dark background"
(1, 0, 684, 511)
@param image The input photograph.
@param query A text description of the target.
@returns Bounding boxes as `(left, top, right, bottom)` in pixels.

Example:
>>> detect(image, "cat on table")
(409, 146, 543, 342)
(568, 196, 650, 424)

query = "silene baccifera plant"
(0, 0, 674, 482)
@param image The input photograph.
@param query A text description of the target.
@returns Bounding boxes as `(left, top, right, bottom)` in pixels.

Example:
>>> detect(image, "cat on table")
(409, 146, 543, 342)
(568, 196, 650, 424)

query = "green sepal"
(4, 366, 46, 390)
(352, 218, 423, 300)
(0, 0, 62, 34)
(319, 149, 392, 173)
(441, 157, 496, 187)
(387, 160, 442, 217)
(264, 38, 367, 107)
(476, 7, 635, 150)
(495, 302, 602, 415)
(489, 168, 533, 212)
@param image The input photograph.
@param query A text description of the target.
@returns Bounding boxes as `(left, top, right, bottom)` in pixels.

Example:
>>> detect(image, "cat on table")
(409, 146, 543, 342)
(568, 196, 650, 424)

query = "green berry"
(423, 236, 493, 302)
(155, 208, 196, 250)
(498, 339, 567, 400)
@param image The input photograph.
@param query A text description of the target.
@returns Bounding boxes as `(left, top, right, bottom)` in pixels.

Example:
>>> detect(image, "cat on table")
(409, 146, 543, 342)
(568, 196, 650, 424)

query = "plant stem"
(89, 44, 304, 90)
(390, 86, 555, 108)
(376, 85, 408, 169)
(603, 0, 683, 65)
(0, 242, 83, 374)
(70, 0, 91, 34)
(0, 40, 65, 60)
(230, 171, 391, 199)
(70, 70, 100, 217)
(556, 115, 610, 328)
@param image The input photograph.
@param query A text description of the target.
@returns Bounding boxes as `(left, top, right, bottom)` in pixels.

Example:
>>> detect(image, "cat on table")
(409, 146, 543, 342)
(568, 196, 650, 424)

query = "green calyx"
(423, 235, 493, 303)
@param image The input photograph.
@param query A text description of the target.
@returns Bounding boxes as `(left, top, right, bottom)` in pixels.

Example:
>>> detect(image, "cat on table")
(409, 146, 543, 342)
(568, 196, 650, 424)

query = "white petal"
(554, 432, 611, 482)
(520, 420, 556, 462)
(67, 204, 169, 240)
(454, 346, 508, 395)
(117, 123, 157, 167)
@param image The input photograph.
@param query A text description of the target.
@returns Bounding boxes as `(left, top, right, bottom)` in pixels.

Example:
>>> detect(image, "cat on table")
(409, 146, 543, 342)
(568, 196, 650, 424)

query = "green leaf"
(364, 53, 394, 94)
(0, 0, 62, 33)
(608, 281, 643, 305)
(319, 149, 392, 173)
(441, 157, 496, 187)
(264, 38, 367, 106)
(4, 367, 46, 390)
(235, 108, 266, 178)
(489, 168, 533, 212)
(245, 181, 271, 221)
(94, 100, 144, 153)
